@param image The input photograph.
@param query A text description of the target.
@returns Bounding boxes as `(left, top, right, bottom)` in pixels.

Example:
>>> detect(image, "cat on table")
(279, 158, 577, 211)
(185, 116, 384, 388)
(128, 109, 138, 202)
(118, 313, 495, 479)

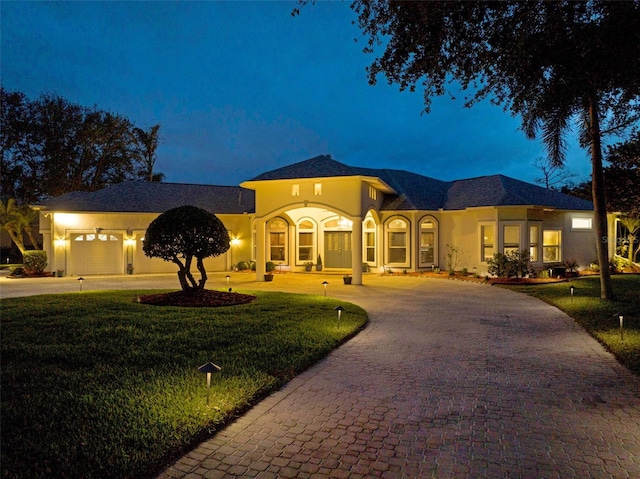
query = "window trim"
(267, 217, 289, 264)
(542, 229, 562, 263)
(385, 216, 410, 266)
(296, 218, 316, 265)
(418, 216, 438, 267)
(479, 222, 496, 263)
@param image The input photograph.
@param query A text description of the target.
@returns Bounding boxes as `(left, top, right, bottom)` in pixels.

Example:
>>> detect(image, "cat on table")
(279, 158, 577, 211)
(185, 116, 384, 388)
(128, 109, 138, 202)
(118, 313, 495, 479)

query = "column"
(351, 216, 363, 285)
(255, 218, 266, 281)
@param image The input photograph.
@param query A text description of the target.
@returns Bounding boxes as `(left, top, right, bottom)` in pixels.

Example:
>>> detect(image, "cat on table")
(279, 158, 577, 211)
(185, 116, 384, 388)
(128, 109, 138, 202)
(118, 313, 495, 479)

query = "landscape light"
(77, 277, 84, 291)
(615, 312, 624, 341)
(322, 281, 328, 296)
(226, 275, 230, 287)
(570, 285, 575, 302)
(198, 362, 221, 404)
(334, 305, 344, 331)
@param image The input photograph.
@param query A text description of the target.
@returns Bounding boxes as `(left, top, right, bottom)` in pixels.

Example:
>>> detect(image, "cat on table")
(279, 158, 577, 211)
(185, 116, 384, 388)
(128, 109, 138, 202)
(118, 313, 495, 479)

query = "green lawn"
(0, 290, 367, 479)
(501, 274, 640, 375)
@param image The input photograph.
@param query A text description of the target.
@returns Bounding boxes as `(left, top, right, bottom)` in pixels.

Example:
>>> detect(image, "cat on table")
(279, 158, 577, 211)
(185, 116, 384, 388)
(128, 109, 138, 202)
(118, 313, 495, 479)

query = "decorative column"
(255, 218, 266, 281)
(351, 216, 363, 285)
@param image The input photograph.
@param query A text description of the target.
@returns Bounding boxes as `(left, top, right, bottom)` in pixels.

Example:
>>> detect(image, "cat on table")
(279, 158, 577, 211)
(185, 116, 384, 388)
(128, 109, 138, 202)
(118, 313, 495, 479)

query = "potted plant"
(343, 274, 352, 285)
(127, 263, 134, 275)
(316, 254, 323, 271)
(304, 261, 313, 272)
(362, 262, 369, 273)
(265, 261, 275, 281)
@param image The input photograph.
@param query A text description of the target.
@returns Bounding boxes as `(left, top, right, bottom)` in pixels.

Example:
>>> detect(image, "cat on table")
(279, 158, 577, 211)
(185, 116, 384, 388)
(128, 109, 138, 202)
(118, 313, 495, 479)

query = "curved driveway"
(2, 273, 639, 478)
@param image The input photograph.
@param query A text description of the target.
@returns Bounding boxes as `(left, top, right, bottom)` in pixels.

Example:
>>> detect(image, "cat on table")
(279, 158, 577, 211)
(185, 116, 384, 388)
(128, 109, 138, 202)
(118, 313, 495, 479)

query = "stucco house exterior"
(36, 154, 597, 284)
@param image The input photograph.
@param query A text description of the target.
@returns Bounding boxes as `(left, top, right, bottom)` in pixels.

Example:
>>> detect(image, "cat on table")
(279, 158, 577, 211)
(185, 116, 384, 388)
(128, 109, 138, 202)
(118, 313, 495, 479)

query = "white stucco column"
(255, 218, 266, 281)
(351, 216, 363, 285)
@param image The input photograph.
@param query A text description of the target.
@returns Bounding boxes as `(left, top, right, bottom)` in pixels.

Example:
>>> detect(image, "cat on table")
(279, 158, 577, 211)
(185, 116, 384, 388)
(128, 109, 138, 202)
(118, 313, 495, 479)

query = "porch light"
(230, 237, 240, 246)
(334, 305, 344, 331)
(125, 238, 135, 247)
(198, 362, 222, 405)
(322, 281, 328, 296)
(55, 237, 66, 248)
(77, 277, 84, 291)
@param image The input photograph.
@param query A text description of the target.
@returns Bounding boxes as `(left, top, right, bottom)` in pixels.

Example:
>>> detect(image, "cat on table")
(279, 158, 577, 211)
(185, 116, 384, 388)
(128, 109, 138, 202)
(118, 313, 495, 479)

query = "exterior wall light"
(55, 238, 66, 248)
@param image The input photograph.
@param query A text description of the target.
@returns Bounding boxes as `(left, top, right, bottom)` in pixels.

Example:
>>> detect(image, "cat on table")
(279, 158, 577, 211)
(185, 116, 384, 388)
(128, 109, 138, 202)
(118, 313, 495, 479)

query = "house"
(36, 154, 597, 283)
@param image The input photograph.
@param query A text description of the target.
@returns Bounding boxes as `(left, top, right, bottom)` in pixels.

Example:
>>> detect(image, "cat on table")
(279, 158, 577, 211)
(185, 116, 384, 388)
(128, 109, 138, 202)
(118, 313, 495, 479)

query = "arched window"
(419, 217, 437, 266)
(267, 218, 288, 263)
(386, 217, 409, 265)
(297, 219, 316, 263)
(364, 218, 376, 264)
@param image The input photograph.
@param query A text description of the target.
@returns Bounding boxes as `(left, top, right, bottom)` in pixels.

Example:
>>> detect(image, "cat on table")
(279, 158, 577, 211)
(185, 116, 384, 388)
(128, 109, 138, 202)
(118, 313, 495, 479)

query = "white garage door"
(69, 233, 123, 275)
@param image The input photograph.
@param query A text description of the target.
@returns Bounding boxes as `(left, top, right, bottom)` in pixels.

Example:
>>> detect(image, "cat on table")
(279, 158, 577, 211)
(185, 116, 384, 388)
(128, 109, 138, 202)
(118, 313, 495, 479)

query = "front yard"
(0, 290, 367, 479)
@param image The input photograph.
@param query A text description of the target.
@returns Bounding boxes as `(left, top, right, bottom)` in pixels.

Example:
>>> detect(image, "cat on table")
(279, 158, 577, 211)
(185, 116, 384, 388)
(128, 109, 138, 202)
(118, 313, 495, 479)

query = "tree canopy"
(348, 0, 640, 299)
(143, 205, 230, 292)
(0, 88, 162, 204)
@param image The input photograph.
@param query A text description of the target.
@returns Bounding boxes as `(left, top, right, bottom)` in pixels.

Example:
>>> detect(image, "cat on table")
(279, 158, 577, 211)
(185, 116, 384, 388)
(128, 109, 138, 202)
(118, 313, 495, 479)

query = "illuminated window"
(291, 184, 300, 196)
(297, 220, 315, 263)
(420, 218, 436, 265)
(572, 217, 592, 230)
(387, 218, 408, 264)
(529, 224, 540, 262)
(503, 225, 520, 254)
(543, 230, 561, 262)
(268, 218, 288, 262)
(364, 219, 376, 263)
(481, 224, 495, 262)
(314, 183, 322, 195)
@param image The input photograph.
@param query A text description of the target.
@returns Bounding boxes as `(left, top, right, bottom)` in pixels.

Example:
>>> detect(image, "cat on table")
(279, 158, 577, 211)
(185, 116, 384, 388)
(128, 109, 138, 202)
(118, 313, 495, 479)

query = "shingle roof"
(38, 155, 593, 214)
(250, 155, 593, 211)
(38, 182, 255, 214)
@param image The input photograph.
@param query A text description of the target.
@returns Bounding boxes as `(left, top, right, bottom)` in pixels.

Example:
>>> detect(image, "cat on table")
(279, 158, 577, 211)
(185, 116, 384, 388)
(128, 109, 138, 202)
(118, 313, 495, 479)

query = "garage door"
(69, 233, 123, 275)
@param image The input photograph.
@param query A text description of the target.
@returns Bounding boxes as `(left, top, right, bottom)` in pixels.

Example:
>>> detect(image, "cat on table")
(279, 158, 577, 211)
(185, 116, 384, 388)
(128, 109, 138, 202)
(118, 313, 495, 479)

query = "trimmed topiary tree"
(143, 205, 230, 292)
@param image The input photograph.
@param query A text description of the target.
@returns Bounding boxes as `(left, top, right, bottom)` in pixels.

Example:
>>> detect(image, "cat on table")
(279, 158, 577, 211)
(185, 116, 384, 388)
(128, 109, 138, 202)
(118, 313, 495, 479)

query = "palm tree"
(15, 205, 40, 249)
(133, 124, 160, 181)
(1, 198, 26, 254)
(619, 217, 640, 265)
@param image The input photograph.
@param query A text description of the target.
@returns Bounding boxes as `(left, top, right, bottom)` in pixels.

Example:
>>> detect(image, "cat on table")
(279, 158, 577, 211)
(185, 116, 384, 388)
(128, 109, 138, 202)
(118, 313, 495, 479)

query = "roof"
(249, 155, 594, 211)
(38, 155, 593, 214)
(37, 181, 255, 214)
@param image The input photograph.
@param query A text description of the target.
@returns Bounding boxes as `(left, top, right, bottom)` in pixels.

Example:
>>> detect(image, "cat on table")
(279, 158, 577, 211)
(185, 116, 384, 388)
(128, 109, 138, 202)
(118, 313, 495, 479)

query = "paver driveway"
(2, 273, 639, 478)
(152, 274, 640, 479)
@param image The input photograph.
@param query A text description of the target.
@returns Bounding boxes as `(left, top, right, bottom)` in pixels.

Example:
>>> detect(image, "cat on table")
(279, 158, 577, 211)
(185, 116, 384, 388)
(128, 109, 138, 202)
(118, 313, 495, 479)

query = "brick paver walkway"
(154, 276, 640, 479)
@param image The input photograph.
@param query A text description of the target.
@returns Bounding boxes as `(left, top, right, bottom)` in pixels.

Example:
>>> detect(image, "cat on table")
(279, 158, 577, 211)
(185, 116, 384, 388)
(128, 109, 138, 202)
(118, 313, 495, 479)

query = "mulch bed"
(137, 289, 256, 307)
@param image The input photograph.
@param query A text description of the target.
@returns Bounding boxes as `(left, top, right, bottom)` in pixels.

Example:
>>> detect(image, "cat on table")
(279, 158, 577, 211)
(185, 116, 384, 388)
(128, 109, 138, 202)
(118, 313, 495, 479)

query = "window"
(364, 219, 376, 263)
(314, 183, 322, 195)
(503, 225, 520, 254)
(297, 220, 315, 262)
(572, 217, 592, 230)
(268, 218, 288, 262)
(387, 218, 408, 264)
(543, 229, 561, 262)
(420, 219, 436, 265)
(481, 224, 495, 261)
(369, 185, 377, 200)
(529, 224, 540, 262)
(291, 184, 300, 196)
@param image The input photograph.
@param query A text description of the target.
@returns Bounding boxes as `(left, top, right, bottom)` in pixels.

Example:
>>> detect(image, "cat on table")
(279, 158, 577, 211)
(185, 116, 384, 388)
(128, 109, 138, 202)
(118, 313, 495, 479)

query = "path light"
(322, 281, 328, 297)
(198, 362, 221, 404)
(334, 305, 344, 331)
(77, 277, 84, 291)
(226, 275, 230, 287)
(615, 312, 624, 341)
(570, 285, 575, 302)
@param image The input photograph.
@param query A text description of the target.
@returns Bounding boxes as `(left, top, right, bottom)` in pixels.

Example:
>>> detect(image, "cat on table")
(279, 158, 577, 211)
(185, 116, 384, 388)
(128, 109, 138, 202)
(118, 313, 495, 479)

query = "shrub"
(236, 261, 250, 271)
(266, 261, 276, 272)
(23, 250, 47, 273)
(487, 250, 531, 278)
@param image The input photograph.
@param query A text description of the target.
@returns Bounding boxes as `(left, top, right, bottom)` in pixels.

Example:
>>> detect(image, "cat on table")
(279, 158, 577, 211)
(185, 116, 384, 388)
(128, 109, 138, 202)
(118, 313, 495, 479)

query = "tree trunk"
(196, 257, 207, 291)
(588, 97, 614, 300)
(6, 228, 27, 255)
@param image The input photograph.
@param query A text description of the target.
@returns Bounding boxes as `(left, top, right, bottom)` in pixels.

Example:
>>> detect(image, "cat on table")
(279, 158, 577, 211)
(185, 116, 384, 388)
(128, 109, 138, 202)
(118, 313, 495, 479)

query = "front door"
(325, 232, 352, 268)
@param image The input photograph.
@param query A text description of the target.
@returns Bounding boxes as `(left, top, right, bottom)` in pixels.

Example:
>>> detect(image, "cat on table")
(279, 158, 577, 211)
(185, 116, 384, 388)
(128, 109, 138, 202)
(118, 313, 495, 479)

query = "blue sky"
(2, 0, 591, 187)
